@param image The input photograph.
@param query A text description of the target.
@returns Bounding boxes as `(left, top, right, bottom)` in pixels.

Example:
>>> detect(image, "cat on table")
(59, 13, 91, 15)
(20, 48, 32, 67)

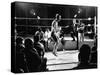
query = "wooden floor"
(44, 50, 79, 70)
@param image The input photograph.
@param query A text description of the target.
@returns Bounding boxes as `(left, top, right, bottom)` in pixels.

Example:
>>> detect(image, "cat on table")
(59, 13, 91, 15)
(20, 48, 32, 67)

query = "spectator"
(34, 35, 45, 57)
(16, 37, 27, 73)
(35, 27, 45, 46)
(34, 35, 48, 71)
(90, 46, 97, 65)
(24, 38, 42, 72)
(90, 36, 97, 65)
(35, 27, 44, 41)
(73, 44, 96, 69)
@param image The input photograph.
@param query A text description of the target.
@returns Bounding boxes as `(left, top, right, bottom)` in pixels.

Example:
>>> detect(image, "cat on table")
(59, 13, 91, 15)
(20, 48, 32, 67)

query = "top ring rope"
(14, 17, 94, 21)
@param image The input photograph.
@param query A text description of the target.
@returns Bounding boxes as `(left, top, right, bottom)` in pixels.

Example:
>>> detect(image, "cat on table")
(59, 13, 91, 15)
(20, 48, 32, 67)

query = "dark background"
(14, 2, 97, 36)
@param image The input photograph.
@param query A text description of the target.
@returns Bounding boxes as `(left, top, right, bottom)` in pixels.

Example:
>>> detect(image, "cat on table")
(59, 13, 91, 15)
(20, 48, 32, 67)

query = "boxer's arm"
(51, 21, 55, 32)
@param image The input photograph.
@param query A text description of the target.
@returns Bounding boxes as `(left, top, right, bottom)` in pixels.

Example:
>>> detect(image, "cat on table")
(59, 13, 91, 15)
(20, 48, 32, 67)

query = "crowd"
(15, 29, 97, 72)
(15, 35, 48, 73)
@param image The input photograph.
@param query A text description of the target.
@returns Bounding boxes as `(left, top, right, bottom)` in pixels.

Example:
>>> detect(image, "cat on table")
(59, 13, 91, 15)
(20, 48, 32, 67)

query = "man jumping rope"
(51, 14, 61, 56)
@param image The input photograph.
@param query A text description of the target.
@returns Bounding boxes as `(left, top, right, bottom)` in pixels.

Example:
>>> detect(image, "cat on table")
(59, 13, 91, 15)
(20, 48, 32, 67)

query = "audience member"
(90, 36, 97, 64)
(90, 45, 97, 65)
(35, 27, 44, 41)
(24, 38, 42, 72)
(73, 44, 97, 69)
(16, 37, 27, 73)
(34, 35, 48, 71)
(34, 35, 45, 57)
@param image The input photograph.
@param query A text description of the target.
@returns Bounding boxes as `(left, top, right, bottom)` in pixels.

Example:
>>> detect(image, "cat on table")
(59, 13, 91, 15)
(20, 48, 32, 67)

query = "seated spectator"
(90, 46, 97, 64)
(90, 37, 97, 65)
(34, 35, 45, 57)
(16, 37, 27, 73)
(16, 37, 24, 53)
(24, 38, 42, 72)
(73, 44, 97, 69)
(34, 35, 48, 71)
(35, 27, 44, 42)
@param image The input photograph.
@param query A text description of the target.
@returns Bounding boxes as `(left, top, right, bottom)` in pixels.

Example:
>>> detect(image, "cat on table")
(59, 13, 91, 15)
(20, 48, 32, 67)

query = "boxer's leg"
(52, 35, 58, 56)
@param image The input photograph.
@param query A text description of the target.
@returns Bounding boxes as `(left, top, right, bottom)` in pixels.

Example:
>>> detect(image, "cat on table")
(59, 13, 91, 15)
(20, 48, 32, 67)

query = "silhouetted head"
(24, 38, 33, 48)
(34, 35, 39, 43)
(16, 37, 23, 45)
(16, 37, 24, 53)
(79, 44, 91, 64)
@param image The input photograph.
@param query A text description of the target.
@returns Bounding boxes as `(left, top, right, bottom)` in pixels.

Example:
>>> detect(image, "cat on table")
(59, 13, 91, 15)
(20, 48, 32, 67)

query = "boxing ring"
(14, 17, 97, 70)
(44, 37, 94, 70)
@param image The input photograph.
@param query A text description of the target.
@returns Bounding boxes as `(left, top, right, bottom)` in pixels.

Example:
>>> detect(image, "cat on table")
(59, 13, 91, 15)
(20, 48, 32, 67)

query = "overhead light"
(88, 17, 92, 20)
(88, 24, 91, 26)
(78, 10, 81, 13)
(74, 14, 77, 18)
(14, 17, 16, 19)
(37, 16, 40, 19)
(33, 12, 36, 15)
